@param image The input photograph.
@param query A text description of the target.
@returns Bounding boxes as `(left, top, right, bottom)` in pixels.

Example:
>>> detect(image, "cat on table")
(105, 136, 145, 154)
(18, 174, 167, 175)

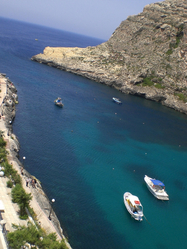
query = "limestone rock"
(32, 0, 187, 115)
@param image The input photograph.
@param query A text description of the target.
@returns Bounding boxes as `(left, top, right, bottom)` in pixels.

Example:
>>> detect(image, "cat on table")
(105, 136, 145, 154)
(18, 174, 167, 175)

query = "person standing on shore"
(31, 178, 35, 188)
(26, 177, 30, 187)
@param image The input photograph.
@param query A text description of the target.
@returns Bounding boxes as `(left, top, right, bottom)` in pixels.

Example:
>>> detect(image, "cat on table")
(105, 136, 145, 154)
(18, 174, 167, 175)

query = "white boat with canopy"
(123, 192, 143, 221)
(54, 97, 63, 107)
(144, 175, 169, 200)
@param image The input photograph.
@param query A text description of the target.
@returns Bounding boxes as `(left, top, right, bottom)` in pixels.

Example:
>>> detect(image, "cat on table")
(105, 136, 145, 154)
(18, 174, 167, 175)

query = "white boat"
(54, 97, 63, 107)
(144, 175, 169, 200)
(123, 192, 143, 221)
(112, 97, 122, 104)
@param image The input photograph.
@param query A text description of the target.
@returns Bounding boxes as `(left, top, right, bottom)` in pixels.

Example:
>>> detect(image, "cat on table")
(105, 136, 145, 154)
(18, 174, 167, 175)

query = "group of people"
(21, 167, 37, 188)
(26, 177, 37, 188)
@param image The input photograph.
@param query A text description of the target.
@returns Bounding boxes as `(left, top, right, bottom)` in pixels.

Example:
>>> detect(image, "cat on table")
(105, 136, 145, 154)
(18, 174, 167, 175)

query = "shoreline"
(0, 73, 72, 249)
(31, 50, 187, 116)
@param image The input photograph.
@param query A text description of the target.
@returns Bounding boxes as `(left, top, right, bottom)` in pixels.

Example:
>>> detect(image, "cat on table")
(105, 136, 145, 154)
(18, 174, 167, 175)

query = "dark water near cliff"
(0, 17, 187, 249)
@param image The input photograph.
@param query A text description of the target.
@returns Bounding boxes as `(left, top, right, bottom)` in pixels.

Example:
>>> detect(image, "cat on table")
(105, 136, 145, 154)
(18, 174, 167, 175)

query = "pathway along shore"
(0, 73, 72, 249)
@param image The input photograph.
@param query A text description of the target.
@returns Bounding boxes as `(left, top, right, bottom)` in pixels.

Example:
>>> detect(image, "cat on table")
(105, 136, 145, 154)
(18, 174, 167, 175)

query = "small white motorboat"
(144, 175, 169, 200)
(112, 97, 122, 104)
(123, 192, 143, 221)
(54, 97, 63, 107)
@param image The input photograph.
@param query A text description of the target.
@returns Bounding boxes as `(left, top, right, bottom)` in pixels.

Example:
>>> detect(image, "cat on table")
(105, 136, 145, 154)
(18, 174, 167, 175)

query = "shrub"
(7, 223, 69, 249)
(3, 162, 14, 177)
(11, 184, 32, 218)
(142, 77, 154, 86)
(175, 93, 187, 102)
(155, 83, 165, 89)
(166, 49, 173, 55)
(3, 161, 21, 184)
(0, 137, 6, 147)
(11, 170, 21, 185)
(7, 180, 13, 188)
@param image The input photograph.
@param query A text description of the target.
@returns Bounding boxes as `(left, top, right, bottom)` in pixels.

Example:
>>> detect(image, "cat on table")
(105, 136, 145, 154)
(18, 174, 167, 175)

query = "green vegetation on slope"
(0, 133, 68, 248)
(166, 24, 184, 55)
(7, 223, 68, 249)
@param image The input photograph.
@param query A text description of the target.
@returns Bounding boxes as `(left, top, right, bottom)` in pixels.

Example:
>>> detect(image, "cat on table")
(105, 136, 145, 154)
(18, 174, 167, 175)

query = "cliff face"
(32, 0, 187, 114)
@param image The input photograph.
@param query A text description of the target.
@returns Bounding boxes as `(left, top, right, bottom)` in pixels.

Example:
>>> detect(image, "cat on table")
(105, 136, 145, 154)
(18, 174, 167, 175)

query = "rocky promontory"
(32, 0, 187, 114)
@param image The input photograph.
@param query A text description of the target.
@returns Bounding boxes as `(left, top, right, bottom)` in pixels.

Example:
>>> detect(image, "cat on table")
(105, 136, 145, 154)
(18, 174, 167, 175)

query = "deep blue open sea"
(0, 17, 187, 249)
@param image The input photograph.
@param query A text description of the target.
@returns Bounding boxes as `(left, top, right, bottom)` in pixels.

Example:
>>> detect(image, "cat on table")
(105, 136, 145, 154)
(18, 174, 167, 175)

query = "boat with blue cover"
(112, 97, 122, 104)
(144, 175, 169, 200)
(54, 97, 63, 107)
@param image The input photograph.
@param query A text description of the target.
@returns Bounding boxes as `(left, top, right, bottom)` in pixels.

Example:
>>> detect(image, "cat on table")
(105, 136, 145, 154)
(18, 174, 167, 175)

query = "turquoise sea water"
(0, 17, 187, 249)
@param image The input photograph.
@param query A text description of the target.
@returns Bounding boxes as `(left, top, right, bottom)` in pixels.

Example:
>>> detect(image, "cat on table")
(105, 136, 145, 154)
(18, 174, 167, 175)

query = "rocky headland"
(32, 0, 187, 115)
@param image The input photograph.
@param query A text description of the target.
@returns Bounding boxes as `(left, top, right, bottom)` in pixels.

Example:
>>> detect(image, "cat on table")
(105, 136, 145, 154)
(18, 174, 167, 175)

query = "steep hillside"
(32, 0, 187, 114)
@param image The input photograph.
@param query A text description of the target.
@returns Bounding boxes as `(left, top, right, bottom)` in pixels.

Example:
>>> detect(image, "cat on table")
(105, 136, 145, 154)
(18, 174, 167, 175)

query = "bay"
(0, 17, 187, 249)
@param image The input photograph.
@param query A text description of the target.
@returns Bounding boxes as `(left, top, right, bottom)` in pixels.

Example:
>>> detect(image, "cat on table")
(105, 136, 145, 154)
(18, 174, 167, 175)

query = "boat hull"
(123, 192, 143, 221)
(55, 103, 63, 107)
(112, 97, 122, 104)
(144, 175, 169, 200)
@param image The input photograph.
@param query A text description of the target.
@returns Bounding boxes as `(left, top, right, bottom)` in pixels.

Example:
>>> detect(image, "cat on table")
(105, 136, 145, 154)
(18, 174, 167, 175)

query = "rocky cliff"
(32, 0, 187, 114)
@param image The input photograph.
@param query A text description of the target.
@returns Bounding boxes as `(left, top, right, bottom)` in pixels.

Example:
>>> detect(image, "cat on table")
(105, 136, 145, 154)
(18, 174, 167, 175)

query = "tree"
(11, 184, 32, 218)
(7, 223, 68, 249)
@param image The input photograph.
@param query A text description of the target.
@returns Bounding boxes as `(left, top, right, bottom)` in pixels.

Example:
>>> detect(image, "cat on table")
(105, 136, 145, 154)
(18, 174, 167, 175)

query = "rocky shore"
(32, 0, 187, 115)
(0, 74, 71, 249)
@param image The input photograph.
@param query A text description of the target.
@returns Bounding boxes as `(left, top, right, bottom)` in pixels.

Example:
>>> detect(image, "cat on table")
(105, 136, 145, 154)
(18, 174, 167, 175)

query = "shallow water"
(0, 17, 187, 249)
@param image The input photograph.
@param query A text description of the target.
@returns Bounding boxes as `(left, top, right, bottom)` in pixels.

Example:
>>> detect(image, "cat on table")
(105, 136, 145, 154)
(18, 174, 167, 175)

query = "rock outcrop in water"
(32, 0, 187, 115)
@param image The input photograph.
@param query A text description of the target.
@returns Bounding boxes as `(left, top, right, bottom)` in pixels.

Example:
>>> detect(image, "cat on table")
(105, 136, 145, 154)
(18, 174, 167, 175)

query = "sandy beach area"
(0, 74, 71, 249)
